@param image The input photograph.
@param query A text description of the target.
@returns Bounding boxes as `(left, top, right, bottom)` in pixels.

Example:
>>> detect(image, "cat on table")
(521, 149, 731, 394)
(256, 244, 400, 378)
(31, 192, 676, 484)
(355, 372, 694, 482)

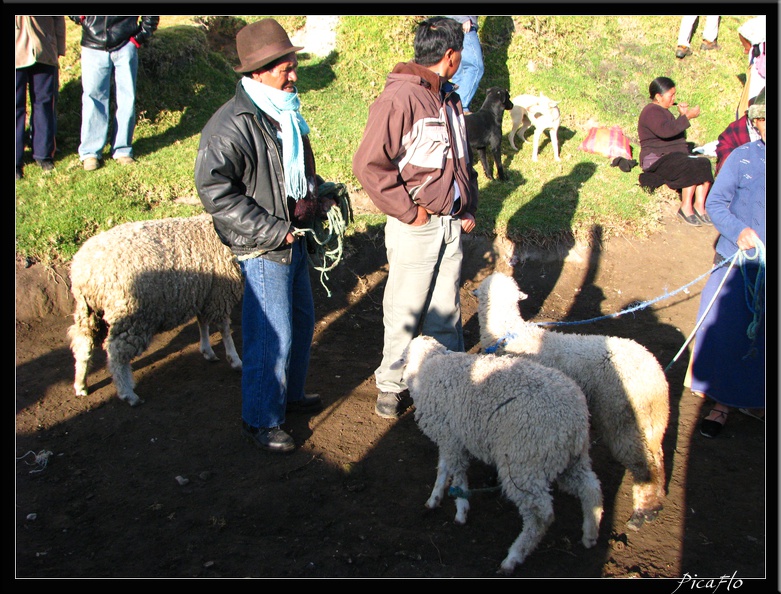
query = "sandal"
(700, 408, 728, 438)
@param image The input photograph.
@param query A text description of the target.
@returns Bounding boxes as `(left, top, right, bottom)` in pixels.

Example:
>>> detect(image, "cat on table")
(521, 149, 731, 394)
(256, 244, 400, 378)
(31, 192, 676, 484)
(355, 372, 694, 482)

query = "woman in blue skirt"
(690, 102, 766, 438)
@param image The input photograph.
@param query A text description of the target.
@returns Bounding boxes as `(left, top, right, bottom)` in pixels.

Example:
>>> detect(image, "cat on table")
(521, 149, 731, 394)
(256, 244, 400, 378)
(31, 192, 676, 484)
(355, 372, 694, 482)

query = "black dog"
(464, 87, 514, 180)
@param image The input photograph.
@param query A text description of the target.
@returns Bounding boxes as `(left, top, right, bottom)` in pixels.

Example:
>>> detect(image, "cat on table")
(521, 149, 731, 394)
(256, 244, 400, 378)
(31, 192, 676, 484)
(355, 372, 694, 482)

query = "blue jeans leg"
(78, 46, 112, 160)
(451, 30, 484, 111)
(239, 239, 315, 429)
(110, 42, 138, 159)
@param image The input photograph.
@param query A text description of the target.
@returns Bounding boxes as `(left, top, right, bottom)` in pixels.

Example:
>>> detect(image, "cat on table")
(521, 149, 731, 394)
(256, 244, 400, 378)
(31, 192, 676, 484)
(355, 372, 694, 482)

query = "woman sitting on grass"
(637, 76, 714, 227)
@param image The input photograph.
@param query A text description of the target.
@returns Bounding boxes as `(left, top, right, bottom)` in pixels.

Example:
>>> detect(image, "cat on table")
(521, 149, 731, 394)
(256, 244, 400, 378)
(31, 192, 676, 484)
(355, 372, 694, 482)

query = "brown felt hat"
(234, 18, 303, 74)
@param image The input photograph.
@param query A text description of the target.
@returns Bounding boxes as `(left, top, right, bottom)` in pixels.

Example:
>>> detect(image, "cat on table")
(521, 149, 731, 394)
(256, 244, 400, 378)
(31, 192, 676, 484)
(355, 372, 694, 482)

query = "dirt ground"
(15, 200, 769, 583)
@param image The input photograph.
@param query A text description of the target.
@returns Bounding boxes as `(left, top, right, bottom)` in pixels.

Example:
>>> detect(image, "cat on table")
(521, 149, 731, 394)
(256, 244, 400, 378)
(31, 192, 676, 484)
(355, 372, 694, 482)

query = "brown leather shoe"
(675, 45, 692, 59)
(700, 40, 720, 51)
(83, 157, 100, 171)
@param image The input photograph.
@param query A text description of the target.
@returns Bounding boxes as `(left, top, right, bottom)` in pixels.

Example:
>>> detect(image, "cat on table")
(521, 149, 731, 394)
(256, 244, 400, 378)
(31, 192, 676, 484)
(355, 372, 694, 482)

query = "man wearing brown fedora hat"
(195, 18, 335, 453)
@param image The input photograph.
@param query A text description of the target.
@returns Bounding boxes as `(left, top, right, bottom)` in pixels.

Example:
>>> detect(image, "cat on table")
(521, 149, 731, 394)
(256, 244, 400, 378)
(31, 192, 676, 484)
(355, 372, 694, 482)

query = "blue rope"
(739, 240, 765, 359)
(484, 242, 766, 368)
(484, 252, 736, 356)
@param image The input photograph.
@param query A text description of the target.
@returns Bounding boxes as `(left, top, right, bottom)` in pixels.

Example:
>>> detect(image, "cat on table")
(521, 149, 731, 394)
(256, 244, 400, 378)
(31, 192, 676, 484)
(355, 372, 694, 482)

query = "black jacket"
(194, 80, 319, 263)
(68, 16, 158, 52)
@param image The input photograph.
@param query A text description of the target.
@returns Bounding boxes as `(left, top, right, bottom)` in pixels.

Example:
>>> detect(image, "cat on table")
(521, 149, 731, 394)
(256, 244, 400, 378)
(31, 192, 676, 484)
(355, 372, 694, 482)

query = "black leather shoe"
(693, 208, 713, 225)
(36, 159, 55, 172)
(242, 423, 295, 453)
(677, 208, 701, 227)
(699, 409, 728, 438)
(286, 394, 323, 414)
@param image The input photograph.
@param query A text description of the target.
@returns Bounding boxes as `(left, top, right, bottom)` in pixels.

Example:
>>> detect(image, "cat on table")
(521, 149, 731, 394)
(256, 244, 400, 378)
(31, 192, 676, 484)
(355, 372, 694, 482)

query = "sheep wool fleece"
(400, 335, 603, 574)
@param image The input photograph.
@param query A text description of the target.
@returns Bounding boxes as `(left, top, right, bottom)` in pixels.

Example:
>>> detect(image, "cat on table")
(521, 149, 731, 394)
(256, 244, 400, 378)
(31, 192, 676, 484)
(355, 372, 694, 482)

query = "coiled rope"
(294, 181, 354, 297)
(237, 182, 353, 296)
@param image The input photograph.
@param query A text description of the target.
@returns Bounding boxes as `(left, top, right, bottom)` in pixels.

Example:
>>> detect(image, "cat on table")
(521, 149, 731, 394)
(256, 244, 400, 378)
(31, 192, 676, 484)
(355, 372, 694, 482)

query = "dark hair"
(649, 77, 675, 99)
(414, 17, 463, 66)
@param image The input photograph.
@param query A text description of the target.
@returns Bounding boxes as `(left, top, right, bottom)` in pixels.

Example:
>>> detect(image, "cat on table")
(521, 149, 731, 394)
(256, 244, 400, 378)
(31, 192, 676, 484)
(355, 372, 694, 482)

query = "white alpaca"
(68, 214, 243, 406)
(395, 335, 603, 574)
(474, 272, 669, 531)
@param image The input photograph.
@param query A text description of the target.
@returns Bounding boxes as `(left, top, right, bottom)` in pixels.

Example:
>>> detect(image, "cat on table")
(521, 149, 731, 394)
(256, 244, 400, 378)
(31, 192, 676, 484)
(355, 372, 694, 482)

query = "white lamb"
(395, 335, 603, 575)
(68, 214, 243, 407)
(474, 272, 670, 531)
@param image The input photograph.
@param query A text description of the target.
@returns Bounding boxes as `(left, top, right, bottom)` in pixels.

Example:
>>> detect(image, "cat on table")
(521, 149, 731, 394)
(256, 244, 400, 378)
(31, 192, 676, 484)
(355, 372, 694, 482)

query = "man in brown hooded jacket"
(352, 16, 479, 418)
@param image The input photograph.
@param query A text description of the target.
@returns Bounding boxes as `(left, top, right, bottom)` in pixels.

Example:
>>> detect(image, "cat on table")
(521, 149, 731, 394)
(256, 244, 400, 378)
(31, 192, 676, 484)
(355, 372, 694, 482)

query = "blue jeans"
(451, 30, 484, 111)
(78, 43, 138, 160)
(239, 238, 315, 429)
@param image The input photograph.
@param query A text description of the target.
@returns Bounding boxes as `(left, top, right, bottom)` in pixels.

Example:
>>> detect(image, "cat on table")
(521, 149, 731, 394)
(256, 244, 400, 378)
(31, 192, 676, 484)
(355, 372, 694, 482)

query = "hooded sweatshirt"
(352, 60, 478, 224)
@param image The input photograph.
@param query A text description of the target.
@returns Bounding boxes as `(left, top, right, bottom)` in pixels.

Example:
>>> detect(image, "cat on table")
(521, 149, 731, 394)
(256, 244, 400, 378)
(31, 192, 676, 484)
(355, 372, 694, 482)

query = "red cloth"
(715, 116, 751, 175)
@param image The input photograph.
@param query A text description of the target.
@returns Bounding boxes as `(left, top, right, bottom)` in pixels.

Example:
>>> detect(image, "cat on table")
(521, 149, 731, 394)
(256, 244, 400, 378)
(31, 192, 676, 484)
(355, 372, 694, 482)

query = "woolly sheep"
(395, 335, 603, 575)
(68, 214, 243, 407)
(474, 272, 670, 531)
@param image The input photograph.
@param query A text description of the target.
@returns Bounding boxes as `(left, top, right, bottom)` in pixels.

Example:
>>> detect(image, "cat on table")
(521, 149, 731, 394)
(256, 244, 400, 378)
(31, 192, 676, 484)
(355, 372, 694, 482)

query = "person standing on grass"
(690, 102, 766, 439)
(69, 15, 159, 171)
(445, 15, 483, 113)
(15, 16, 66, 180)
(195, 19, 335, 453)
(352, 16, 479, 419)
(674, 15, 720, 59)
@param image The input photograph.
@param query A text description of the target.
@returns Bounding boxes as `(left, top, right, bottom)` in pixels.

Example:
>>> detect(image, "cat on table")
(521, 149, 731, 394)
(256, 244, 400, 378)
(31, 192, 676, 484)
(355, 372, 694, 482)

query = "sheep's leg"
(425, 455, 452, 510)
(628, 446, 666, 531)
(105, 333, 144, 407)
(499, 492, 554, 575)
(69, 320, 96, 396)
(557, 456, 603, 549)
(68, 301, 99, 396)
(449, 468, 471, 525)
(216, 317, 242, 370)
(196, 315, 219, 362)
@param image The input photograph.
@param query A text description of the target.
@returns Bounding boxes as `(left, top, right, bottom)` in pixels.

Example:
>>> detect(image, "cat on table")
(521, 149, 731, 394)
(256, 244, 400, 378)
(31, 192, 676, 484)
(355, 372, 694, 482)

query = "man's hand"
(460, 213, 475, 234)
(410, 204, 430, 227)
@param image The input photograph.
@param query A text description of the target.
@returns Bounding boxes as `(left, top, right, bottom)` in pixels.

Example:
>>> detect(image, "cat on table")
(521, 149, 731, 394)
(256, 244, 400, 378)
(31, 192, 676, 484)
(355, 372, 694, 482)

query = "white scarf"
(241, 77, 310, 200)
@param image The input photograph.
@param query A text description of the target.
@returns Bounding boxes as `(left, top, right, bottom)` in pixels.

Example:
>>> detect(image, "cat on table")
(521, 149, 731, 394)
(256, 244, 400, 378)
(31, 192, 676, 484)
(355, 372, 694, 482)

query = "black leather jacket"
(195, 81, 319, 263)
(68, 16, 158, 52)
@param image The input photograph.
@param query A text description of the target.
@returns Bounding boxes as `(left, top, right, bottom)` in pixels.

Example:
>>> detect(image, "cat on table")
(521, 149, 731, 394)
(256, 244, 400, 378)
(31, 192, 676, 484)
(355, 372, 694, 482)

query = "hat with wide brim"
(234, 18, 304, 74)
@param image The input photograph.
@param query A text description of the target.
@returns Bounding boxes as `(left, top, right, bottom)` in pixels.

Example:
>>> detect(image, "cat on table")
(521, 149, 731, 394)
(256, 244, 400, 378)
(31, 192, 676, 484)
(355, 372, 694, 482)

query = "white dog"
(509, 93, 561, 161)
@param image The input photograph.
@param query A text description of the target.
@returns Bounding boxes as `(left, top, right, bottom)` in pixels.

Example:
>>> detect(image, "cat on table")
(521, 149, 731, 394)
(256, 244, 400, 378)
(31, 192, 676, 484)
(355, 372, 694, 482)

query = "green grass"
(15, 14, 758, 264)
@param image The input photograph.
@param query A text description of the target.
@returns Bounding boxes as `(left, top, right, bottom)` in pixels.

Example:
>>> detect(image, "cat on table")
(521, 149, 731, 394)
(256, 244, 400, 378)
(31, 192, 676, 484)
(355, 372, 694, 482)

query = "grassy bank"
(15, 14, 757, 264)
